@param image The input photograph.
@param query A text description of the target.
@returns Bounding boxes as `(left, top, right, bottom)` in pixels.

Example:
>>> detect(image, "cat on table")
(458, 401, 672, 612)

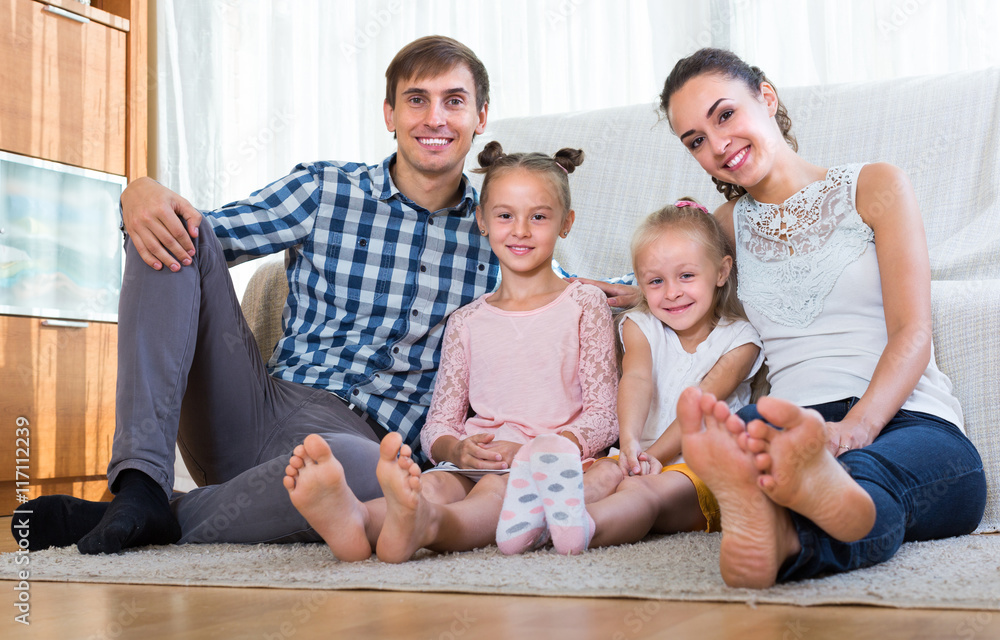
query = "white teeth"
(726, 148, 747, 168)
(420, 138, 449, 146)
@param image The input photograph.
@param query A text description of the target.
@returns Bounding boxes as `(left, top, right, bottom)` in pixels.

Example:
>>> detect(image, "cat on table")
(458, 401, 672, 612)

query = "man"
(20, 35, 500, 553)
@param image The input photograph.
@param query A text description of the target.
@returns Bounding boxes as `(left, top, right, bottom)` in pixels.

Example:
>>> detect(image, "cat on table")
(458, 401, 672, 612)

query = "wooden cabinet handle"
(42, 5, 91, 24)
(40, 319, 90, 328)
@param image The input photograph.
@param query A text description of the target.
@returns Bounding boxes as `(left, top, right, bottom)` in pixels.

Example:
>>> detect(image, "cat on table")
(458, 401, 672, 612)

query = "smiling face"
(635, 228, 731, 346)
(384, 63, 488, 187)
(667, 73, 783, 193)
(476, 168, 573, 280)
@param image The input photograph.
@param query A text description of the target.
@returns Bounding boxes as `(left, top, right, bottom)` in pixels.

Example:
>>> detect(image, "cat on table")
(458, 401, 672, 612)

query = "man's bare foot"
(284, 434, 374, 561)
(374, 432, 439, 563)
(678, 387, 800, 589)
(745, 396, 876, 542)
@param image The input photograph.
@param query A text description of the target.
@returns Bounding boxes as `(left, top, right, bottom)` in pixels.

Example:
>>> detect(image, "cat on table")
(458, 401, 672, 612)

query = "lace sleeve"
(419, 303, 475, 463)
(563, 284, 620, 458)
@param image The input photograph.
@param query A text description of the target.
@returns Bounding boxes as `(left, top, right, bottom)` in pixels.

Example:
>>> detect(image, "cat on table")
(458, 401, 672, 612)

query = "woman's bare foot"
(374, 433, 440, 563)
(678, 388, 800, 589)
(745, 396, 876, 542)
(283, 434, 374, 561)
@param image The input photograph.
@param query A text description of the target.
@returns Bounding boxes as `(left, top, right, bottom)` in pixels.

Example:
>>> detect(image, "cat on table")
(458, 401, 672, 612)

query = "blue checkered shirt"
(206, 154, 499, 456)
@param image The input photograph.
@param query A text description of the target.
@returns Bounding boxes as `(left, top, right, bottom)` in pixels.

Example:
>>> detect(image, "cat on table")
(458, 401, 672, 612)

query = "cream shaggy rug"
(3, 533, 999, 610)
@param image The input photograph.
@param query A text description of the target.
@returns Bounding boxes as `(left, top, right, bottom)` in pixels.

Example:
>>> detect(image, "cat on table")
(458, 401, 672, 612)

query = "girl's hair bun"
(476, 140, 505, 170)
(553, 148, 585, 174)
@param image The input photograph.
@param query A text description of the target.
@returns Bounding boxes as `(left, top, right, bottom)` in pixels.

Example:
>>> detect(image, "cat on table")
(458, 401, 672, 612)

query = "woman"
(660, 48, 986, 588)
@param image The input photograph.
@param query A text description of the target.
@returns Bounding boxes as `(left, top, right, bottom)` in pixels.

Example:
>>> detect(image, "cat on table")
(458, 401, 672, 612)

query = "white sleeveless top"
(619, 310, 763, 455)
(733, 164, 963, 430)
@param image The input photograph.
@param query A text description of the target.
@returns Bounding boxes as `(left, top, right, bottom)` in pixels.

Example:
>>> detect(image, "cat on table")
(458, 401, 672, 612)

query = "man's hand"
(121, 177, 204, 271)
(566, 277, 640, 308)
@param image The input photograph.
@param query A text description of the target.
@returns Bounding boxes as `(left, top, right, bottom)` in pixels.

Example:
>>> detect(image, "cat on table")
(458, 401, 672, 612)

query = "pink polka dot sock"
(530, 434, 594, 555)
(496, 444, 549, 555)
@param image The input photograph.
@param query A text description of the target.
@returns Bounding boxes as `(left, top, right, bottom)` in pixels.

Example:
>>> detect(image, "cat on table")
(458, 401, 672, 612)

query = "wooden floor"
(1, 517, 996, 639)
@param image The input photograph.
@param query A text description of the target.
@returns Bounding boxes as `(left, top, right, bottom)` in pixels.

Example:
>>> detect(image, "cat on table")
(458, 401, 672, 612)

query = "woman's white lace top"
(734, 164, 963, 429)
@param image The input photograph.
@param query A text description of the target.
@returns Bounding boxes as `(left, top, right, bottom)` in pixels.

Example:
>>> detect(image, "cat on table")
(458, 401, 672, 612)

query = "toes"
(282, 475, 296, 491)
(379, 432, 403, 460)
(753, 452, 772, 472)
(724, 412, 746, 435)
(746, 436, 768, 454)
(285, 463, 300, 478)
(288, 455, 305, 470)
(757, 395, 806, 430)
(746, 419, 775, 441)
(303, 434, 334, 461)
(677, 387, 706, 435)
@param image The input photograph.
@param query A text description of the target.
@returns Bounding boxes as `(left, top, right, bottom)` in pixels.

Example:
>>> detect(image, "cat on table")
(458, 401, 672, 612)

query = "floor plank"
(2, 517, 997, 639)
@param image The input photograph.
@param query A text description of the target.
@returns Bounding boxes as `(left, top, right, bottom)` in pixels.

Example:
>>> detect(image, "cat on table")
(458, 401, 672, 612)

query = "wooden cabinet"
(0, 0, 146, 515)
(0, 0, 127, 174)
(0, 317, 118, 513)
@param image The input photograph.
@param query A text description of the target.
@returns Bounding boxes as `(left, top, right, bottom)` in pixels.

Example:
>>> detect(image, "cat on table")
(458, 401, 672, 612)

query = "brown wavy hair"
(659, 48, 797, 201)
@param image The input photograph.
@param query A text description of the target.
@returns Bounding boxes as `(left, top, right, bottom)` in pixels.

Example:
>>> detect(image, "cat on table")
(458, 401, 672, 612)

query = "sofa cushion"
(931, 280, 1000, 533)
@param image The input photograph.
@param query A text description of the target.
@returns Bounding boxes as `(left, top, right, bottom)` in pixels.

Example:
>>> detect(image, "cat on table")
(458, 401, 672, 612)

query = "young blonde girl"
(575, 199, 763, 550)
(282, 141, 618, 562)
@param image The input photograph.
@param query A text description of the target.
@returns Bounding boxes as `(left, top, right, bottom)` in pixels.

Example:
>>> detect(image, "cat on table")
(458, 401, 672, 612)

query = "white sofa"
(241, 69, 1000, 534)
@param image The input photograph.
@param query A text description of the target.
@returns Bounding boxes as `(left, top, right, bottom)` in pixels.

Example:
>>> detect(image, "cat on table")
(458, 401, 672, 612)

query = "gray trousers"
(108, 217, 383, 543)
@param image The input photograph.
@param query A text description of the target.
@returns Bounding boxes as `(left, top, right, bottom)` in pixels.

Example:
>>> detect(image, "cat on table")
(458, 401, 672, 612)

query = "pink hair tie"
(674, 200, 709, 214)
(555, 162, 569, 175)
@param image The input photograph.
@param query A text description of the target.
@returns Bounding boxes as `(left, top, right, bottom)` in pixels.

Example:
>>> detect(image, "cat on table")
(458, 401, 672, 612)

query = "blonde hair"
(474, 141, 584, 218)
(628, 199, 746, 326)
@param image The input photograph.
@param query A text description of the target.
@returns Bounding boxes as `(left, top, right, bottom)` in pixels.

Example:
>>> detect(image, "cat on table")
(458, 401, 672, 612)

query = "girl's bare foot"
(746, 396, 876, 542)
(283, 434, 374, 561)
(375, 433, 440, 563)
(678, 388, 800, 589)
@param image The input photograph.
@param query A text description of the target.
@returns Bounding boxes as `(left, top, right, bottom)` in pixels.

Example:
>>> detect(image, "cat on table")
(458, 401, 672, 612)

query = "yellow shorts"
(661, 463, 721, 533)
(599, 456, 721, 533)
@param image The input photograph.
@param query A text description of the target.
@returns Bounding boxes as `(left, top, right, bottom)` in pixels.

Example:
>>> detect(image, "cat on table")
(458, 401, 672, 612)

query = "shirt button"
(359, 239, 368, 247)
(478, 264, 485, 271)
(352, 389, 359, 396)
(412, 310, 418, 316)
(428, 218, 434, 225)
(420, 265, 427, 272)
(393, 347, 400, 354)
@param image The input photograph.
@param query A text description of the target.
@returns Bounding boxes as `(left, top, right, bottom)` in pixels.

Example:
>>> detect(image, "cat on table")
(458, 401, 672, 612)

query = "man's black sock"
(11, 495, 110, 551)
(76, 469, 181, 554)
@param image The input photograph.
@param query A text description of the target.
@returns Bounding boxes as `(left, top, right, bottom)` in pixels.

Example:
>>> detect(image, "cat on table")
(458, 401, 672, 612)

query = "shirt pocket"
(325, 231, 393, 304)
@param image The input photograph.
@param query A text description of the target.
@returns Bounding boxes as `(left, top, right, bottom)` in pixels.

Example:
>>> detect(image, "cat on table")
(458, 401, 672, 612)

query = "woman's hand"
(825, 418, 877, 457)
(618, 441, 644, 476)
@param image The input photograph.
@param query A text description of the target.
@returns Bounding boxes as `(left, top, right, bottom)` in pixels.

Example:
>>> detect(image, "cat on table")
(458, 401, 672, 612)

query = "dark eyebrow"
(706, 98, 727, 118)
(679, 98, 729, 141)
(402, 87, 471, 97)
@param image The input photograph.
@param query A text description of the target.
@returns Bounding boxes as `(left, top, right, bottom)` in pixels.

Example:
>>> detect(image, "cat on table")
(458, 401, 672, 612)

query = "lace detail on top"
(419, 282, 619, 462)
(565, 283, 619, 458)
(419, 298, 479, 462)
(735, 164, 874, 328)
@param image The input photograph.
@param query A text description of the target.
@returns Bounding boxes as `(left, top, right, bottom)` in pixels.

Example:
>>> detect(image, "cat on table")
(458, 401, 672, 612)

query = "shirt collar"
(377, 153, 477, 217)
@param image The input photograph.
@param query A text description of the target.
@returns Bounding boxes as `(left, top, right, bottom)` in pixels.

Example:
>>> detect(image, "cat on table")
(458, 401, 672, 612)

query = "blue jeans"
(736, 399, 987, 583)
